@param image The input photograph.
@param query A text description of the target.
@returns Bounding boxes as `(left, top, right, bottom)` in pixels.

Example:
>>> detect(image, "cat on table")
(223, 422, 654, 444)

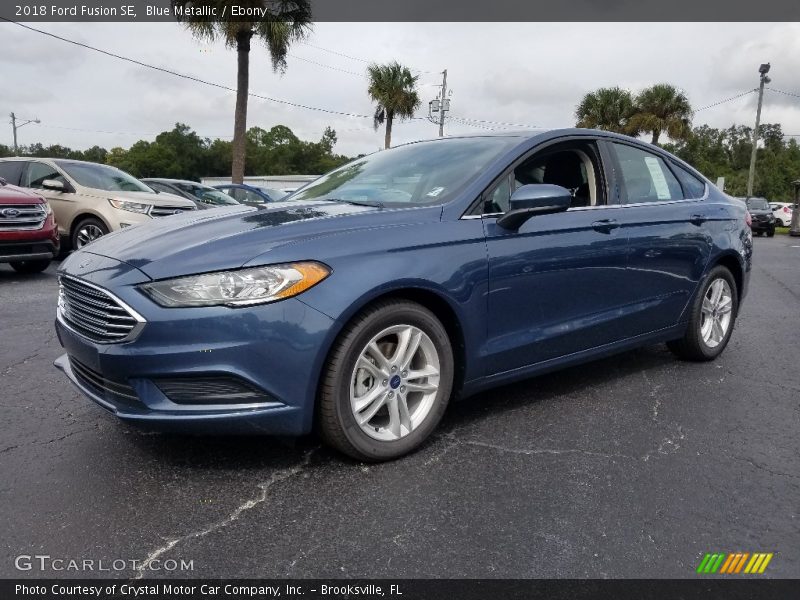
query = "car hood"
(79, 200, 429, 279)
(0, 184, 44, 204)
(748, 208, 772, 215)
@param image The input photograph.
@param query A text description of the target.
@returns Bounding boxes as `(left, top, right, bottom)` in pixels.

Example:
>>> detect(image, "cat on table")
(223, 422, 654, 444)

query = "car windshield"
(288, 136, 521, 206)
(176, 183, 239, 205)
(746, 198, 770, 210)
(55, 160, 154, 193)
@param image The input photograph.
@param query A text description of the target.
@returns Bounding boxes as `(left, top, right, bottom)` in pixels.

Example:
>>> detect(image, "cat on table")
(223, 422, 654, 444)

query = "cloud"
(1, 21, 799, 157)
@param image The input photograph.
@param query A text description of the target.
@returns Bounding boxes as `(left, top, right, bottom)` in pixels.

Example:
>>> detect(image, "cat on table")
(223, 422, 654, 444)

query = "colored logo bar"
(696, 552, 773, 574)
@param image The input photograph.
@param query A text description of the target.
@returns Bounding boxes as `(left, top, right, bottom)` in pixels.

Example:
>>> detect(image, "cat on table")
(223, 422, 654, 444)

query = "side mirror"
(496, 184, 572, 230)
(41, 179, 65, 192)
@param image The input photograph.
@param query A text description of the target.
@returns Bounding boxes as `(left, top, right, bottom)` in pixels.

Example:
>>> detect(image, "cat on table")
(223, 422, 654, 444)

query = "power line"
(2, 18, 376, 120)
(766, 87, 800, 99)
(298, 40, 438, 75)
(287, 53, 367, 78)
(692, 89, 757, 113)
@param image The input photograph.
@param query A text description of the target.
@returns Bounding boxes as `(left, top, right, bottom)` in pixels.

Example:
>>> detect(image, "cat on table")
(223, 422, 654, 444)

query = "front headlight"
(108, 198, 151, 214)
(139, 262, 331, 307)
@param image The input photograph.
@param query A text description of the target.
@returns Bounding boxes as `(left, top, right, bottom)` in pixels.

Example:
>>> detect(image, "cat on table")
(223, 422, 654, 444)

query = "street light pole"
(789, 179, 800, 237)
(438, 69, 448, 137)
(9, 112, 41, 155)
(746, 63, 771, 198)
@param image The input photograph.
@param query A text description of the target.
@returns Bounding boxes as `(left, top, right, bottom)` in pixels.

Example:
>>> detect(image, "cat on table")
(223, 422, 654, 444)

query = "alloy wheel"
(75, 224, 105, 248)
(700, 278, 733, 348)
(349, 324, 440, 442)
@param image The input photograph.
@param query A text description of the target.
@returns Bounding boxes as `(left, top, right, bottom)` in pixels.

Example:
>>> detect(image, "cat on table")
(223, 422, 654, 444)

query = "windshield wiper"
(323, 198, 385, 208)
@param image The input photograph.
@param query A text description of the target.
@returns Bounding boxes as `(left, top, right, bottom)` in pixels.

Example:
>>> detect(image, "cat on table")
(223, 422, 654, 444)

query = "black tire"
(71, 217, 108, 250)
(9, 259, 50, 274)
(776, 219, 784, 227)
(767, 227, 775, 237)
(667, 265, 738, 362)
(318, 300, 454, 462)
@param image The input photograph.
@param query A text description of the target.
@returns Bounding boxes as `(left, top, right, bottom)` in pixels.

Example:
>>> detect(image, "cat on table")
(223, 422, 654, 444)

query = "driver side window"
(481, 143, 602, 215)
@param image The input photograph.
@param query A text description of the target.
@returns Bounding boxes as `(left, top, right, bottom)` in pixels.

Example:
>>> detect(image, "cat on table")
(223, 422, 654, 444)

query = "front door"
(482, 139, 634, 375)
(21, 161, 76, 237)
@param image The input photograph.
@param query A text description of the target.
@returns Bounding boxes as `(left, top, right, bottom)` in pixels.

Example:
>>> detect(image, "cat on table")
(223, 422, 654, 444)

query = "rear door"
(608, 141, 713, 334)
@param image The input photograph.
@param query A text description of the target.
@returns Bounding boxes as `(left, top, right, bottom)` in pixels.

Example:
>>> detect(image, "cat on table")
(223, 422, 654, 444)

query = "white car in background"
(769, 202, 794, 227)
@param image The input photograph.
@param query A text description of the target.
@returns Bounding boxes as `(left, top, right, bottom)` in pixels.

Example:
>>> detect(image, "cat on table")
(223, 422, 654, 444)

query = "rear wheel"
(667, 265, 738, 361)
(9, 259, 50, 274)
(767, 227, 775, 237)
(318, 300, 454, 462)
(776, 218, 784, 227)
(71, 217, 108, 250)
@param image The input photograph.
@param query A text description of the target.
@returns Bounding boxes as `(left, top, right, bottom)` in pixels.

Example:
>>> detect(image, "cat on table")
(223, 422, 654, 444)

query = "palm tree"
(366, 62, 421, 149)
(575, 87, 635, 134)
(172, 1, 312, 183)
(628, 83, 693, 146)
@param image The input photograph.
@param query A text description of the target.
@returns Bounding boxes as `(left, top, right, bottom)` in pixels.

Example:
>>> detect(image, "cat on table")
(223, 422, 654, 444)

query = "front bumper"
(53, 255, 337, 435)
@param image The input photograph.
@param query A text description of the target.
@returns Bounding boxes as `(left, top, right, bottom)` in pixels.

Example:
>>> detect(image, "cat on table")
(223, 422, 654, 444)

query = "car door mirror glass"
(41, 179, 65, 192)
(497, 184, 572, 230)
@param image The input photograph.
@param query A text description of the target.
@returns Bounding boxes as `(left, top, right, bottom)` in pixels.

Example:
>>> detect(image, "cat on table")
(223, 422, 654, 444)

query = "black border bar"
(3, 579, 800, 600)
(2, 0, 800, 22)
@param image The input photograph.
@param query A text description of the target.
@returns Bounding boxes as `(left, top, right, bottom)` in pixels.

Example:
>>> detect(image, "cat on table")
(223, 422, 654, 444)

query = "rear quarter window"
(672, 163, 707, 199)
(0, 161, 25, 186)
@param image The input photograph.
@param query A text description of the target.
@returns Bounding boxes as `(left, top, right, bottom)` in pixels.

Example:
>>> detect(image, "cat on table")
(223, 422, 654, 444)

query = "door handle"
(591, 219, 620, 233)
(690, 214, 708, 225)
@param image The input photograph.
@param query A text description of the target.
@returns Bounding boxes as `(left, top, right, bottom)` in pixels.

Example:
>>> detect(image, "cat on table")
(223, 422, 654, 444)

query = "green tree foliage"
(628, 83, 693, 145)
(366, 61, 421, 149)
(577, 83, 692, 145)
(575, 87, 635, 134)
(15, 123, 350, 181)
(171, 0, 312, 183)
(666, 123, 800, 200)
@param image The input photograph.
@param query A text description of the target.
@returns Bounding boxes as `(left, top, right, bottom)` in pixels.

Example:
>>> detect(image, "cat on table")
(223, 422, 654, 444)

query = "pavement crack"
(462, 439, 638, 461)
(134, 448, 318, 578)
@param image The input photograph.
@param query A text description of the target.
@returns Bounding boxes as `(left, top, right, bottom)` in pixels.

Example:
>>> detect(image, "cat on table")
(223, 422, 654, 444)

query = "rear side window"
(672, 163, 706, 198)
(0, 161, 26, 186)
(612, 143, 683, 203)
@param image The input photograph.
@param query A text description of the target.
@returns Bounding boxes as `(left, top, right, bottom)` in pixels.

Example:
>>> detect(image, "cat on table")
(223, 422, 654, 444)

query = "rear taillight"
(784, 206, 791, 213)
(745, 211, 752, 228)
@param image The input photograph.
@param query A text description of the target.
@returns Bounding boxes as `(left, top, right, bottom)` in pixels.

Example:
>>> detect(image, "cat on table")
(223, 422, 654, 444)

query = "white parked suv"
(0, 158, 196, 250)
(769, 202, 794, 227)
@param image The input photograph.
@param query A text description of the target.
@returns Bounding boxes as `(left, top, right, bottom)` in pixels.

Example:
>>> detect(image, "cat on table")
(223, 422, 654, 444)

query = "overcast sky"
(2, 22, 800, 158)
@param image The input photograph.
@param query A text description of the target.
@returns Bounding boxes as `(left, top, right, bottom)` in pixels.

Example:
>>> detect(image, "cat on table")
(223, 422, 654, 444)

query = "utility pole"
(438, 69, 448, 137)
(746, 63, 771, 198)
(9, 112, 41, 155)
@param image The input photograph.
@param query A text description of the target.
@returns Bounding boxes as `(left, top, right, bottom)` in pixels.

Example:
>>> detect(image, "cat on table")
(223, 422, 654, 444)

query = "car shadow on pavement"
(117, 343, 676, 468)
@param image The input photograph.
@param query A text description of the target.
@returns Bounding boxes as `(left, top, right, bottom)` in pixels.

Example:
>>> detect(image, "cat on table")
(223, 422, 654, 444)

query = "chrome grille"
(150, 205, 196, 218)
(58, 276, 143, 343)
(0, 203, 47, 230)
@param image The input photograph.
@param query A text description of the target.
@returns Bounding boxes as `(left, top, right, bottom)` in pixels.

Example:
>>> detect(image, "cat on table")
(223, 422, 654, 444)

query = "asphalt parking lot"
(1, 236, 798, 579)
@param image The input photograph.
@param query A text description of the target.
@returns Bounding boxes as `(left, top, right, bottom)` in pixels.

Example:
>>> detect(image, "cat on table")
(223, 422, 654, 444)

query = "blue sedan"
(54, 130, 752, 461)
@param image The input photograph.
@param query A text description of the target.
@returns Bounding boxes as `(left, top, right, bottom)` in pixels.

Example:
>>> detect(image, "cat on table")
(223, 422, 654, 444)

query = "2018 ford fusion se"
(54, 129, 752, 461)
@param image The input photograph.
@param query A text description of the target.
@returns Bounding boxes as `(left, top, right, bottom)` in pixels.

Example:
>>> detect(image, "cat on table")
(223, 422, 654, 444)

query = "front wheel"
(667, 266, 738, 361)
(767, 227, 775, 237)
(318, 300, 454, 462)
(71, 217, 108, 250)
(9, 259, 50, 274)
